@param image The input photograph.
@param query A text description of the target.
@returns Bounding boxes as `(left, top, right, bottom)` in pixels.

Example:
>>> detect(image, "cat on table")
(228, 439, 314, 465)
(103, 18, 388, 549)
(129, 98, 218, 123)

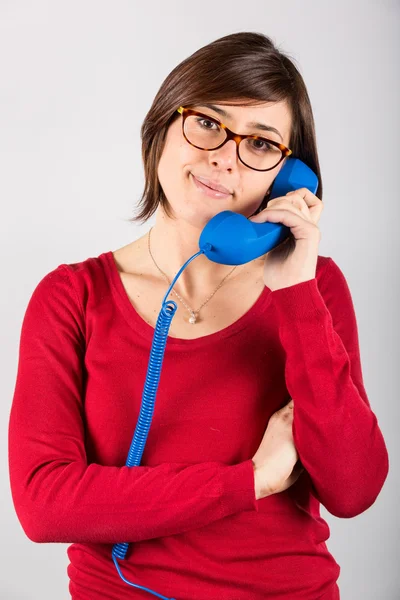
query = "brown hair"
(129, 31, 323, 226)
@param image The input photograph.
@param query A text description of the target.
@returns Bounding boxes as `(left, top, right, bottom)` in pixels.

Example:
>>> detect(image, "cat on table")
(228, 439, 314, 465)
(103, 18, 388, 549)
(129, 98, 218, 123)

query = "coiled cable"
(111, 246, 209, 599)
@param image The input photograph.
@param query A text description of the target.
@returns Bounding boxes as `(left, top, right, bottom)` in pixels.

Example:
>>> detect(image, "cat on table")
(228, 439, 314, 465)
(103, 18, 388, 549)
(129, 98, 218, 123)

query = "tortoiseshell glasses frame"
(176, 105, 293, 172)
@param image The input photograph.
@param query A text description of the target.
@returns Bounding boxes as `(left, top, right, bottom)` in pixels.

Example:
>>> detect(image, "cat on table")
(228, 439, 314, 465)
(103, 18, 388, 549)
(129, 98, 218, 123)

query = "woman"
(8, 31, 388, 599)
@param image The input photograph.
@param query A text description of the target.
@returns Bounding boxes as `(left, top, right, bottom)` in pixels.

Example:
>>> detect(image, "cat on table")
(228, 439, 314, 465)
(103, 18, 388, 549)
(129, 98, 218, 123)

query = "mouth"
(190, 173, 232, 199)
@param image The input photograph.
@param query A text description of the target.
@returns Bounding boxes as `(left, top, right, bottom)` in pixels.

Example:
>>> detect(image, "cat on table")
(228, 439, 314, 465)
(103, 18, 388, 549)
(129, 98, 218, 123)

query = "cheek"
(235, 177, 272, 215)
(157, 144, 196, 200)
(241, 177, 270, 202)
(157, 122, 198, 201)
(180, 144, 208, 175)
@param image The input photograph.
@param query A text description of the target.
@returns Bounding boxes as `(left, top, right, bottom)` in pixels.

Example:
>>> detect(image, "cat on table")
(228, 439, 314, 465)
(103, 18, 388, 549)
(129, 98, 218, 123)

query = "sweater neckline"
(101, 250, 272, 348)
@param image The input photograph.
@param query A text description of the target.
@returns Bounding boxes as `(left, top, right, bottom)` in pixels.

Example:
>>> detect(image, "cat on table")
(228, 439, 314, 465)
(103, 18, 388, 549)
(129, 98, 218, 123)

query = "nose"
(208, 139, 238, 170)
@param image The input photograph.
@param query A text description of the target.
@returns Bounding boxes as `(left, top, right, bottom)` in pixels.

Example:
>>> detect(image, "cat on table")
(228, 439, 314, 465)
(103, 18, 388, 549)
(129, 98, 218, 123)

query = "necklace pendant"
(189, 312, 197, 324)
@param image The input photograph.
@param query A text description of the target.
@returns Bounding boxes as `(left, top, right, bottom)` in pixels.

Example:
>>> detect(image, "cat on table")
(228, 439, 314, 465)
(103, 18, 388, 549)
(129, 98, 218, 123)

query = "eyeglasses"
(176, 106, 292, 172)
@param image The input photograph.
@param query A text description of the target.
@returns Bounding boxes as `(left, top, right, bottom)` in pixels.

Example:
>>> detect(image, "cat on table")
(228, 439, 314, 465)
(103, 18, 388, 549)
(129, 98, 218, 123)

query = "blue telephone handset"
(199, 157, 319, 265)
(110, 158, 319, 599)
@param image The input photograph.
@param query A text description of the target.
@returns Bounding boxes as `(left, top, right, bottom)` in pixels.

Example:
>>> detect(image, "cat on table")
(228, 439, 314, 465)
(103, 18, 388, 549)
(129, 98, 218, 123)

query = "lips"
(192, 174, 232, 195)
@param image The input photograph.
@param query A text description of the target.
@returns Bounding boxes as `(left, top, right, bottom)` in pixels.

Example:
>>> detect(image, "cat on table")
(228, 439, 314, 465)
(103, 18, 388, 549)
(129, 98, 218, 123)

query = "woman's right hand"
(252, 398, 305, 499)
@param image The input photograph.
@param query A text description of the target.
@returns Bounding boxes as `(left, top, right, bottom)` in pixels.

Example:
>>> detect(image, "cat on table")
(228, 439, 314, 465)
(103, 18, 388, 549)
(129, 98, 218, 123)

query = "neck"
(146, 207, 249, 301)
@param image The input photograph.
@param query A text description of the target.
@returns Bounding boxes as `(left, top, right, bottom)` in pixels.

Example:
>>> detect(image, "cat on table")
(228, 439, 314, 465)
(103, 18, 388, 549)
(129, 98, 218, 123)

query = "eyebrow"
(197, 103, 284, 142)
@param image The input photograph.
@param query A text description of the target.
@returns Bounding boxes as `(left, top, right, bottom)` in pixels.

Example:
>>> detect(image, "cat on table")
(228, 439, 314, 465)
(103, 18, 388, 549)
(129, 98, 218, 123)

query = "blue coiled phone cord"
(111, 245, 211, 600)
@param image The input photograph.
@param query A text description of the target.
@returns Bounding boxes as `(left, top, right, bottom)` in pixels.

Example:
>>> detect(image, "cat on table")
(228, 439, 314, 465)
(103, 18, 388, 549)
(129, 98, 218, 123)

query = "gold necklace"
(147, 227, 239, 324)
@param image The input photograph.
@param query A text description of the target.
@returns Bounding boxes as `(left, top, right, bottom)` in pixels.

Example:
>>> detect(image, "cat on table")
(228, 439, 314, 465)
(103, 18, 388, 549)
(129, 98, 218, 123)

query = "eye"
(246, 138, 276, 152)
(195, 117, 220, 130)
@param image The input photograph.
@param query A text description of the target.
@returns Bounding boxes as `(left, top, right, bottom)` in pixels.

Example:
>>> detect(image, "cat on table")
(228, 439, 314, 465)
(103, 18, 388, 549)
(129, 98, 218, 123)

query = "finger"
(250, 202, 305, 223)
(286, 187, 322, 211)
(286, 189, 324, 224)
(267, 196, 311, 219)
(249, 208, 321, 241)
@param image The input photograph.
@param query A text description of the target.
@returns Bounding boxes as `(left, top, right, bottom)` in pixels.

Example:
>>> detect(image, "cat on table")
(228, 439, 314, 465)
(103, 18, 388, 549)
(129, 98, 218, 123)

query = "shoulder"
(26, 251, 112, 326)
(316, 254, 333, 281)
(316, 254, 350, 282)
(316, 254, 356, 313)
(316, 255, 348, 287)
(33, 250, 107, 291)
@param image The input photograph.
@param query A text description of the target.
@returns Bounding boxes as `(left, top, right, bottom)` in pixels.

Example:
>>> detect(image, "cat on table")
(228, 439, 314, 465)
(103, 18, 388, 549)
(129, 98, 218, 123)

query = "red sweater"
(8, 250, 388, 600)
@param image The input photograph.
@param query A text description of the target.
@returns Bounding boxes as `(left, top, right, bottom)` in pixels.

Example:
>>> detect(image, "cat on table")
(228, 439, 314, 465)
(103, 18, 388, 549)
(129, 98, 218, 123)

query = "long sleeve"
(8, 266, 257, 545)
(269, 257, 389, 518)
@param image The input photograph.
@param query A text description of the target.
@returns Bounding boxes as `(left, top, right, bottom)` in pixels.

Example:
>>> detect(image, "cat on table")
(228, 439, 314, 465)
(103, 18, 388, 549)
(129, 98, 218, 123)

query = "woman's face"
(157, 100, 292, 228)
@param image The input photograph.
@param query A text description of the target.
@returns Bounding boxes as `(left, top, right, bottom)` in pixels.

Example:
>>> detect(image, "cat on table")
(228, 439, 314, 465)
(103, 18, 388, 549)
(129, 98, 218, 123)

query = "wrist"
(253, 460, 271, 500)
(252, 460, 265, 500)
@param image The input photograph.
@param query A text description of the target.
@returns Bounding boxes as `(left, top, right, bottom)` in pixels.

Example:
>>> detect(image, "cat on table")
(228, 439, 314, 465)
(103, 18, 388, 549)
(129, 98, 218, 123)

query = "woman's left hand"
(249, 188, 324, 292)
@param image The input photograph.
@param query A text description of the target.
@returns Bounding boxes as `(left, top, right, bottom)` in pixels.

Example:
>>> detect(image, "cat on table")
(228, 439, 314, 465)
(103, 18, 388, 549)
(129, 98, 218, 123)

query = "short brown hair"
(129, 31, 323, 225)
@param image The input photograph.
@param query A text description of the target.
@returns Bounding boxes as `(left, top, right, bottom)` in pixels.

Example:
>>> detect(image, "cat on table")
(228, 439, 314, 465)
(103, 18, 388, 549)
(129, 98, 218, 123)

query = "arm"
(8, 266, 258, 545)
(269, 257, 389, 518)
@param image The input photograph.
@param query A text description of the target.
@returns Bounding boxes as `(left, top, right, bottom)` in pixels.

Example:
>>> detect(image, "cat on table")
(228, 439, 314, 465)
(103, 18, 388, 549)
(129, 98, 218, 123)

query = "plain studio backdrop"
(1, 1, 399, 599)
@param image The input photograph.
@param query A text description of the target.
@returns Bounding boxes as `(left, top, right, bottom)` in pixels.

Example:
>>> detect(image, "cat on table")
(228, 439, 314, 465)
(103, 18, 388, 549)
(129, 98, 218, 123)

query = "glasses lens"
(184, 114, 226, 149)
(183, 114, 283, 170)
(238, 137, 283, 171)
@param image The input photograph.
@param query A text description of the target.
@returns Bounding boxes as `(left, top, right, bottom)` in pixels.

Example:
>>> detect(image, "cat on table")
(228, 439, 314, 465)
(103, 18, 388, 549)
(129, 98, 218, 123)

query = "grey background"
(1, 1, 399, 598)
